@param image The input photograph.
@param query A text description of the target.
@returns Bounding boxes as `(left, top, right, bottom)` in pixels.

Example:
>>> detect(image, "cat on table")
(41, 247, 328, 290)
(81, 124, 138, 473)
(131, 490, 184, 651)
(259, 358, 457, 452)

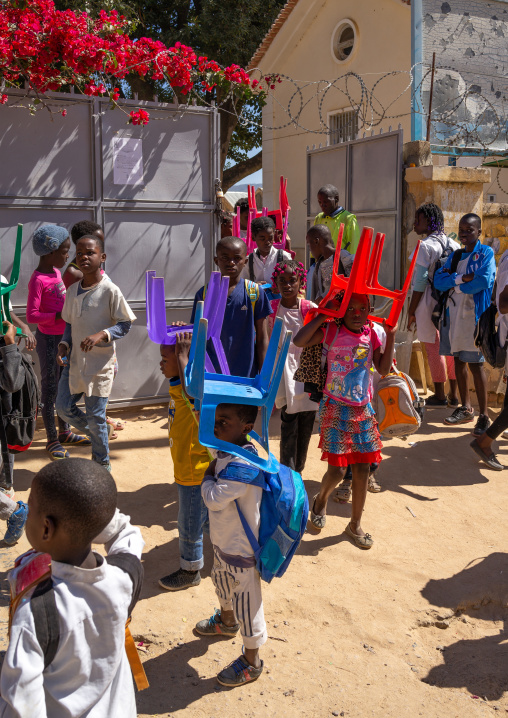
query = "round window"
(331, 20, 357, 64)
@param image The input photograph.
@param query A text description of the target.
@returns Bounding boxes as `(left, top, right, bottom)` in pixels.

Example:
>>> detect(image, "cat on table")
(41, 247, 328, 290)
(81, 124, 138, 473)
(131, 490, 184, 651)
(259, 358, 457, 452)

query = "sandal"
(310, 494, 326, 529)
(368, 475, 381, 493)
(58, 431, 91, 446)
(106, 418, 124, 441)
(345, 522, 374, 550)
(46, 441, 69, 461)
(333, 479, 352, 504)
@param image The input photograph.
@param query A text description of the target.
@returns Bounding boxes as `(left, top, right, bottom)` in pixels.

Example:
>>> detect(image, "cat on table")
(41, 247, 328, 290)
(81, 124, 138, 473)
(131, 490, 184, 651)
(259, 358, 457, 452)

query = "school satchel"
(8, 549, 149, 691)
(474, 291, 507, 369)
(220, 463, 309, 583)
(0, 351, 40, 453)
(373, 367, 425, 440)
(430, 248, 463, 329)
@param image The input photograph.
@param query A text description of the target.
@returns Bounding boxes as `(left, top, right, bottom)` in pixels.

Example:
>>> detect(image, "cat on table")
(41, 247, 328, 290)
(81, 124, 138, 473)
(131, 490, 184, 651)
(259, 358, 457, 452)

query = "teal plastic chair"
(185, 306, 291, 472)
(0, 225, 23, 336)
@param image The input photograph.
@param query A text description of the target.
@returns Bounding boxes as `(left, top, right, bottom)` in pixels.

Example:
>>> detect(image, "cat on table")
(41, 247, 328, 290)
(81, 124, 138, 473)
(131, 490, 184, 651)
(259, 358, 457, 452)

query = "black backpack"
(474, 283, 507, 369)
(430, 249, 463, 329)
(429, 236, 459, 303)
(249, 248, 284, 281)
(0, 351, 40, 456)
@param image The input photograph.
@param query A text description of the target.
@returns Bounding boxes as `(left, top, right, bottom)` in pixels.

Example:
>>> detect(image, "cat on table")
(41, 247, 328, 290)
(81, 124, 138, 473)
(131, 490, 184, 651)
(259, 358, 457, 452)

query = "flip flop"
(345, 523, 374, 549)
(470, 439, 503, 471)
(310, 494, 326, 529)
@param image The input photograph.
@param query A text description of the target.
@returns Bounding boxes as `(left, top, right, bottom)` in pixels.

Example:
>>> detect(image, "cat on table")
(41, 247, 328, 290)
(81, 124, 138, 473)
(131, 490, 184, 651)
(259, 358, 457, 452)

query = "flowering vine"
(0, 0, 256, 124)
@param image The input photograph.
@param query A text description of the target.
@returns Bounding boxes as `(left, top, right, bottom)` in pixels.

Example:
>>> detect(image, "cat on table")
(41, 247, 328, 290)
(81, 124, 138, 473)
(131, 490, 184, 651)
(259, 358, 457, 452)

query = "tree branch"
(222, 150, 262, 192)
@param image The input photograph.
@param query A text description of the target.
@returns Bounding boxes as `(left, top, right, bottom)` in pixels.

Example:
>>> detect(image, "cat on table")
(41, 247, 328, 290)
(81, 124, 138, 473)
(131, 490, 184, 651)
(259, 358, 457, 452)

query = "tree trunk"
(218, 98, 239, 180)
(222, 150, 262, 192)
(128, 75, 154, 101)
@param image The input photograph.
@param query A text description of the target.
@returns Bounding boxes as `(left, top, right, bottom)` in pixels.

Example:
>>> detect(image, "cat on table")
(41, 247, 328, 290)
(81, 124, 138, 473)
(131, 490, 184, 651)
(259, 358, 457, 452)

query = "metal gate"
(307, 127, 403, 291)
(0, 90, 220, 406)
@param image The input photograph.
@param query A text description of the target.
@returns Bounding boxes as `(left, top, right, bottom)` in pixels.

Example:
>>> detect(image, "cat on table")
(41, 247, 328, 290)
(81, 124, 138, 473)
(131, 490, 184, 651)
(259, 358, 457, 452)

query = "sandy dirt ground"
(1, 398, 507, 718)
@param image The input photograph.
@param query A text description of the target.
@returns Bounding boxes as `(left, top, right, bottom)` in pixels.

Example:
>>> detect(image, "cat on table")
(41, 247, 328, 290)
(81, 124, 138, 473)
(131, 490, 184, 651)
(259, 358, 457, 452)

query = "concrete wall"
(482, 202, 508, 263)
(258, 0, 412, 258)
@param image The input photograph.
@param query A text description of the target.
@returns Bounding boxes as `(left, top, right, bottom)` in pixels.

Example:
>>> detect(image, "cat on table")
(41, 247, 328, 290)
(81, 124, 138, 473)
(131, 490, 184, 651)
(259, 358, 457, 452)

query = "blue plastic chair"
(146, 270, 230, 373)
(185, 307, 291, 472)
(0, 224, 23, 336)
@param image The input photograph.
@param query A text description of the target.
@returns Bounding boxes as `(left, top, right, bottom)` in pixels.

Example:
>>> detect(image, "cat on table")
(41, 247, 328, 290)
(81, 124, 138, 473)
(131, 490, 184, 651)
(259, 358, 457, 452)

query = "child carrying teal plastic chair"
(0, 225, 23, 337)
(185, 301, 291, 472)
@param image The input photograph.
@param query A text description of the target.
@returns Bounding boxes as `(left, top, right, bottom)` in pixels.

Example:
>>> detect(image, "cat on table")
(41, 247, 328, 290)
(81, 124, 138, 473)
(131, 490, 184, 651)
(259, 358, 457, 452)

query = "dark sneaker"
(195, 609, 239, 637)
(447, 396, 459, 408)
(443, 406, 475, 425)
(217, 655, 264, 687)
(425, 394, 448, 407)
(473, 414, 491, 436)
(159, 568, 201, 592)
(470, 439, 503, 471)
(4, 501, 28, 546)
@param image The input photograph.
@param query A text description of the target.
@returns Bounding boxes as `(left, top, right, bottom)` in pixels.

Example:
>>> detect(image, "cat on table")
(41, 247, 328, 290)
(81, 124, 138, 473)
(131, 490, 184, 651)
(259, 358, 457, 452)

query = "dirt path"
(1, 402, 507, 718)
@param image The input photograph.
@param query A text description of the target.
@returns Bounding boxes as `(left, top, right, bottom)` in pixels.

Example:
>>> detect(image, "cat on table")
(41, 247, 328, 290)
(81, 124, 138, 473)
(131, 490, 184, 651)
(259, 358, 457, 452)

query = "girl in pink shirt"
(294, 292, 396, 550)
(27, 225, 90, 460)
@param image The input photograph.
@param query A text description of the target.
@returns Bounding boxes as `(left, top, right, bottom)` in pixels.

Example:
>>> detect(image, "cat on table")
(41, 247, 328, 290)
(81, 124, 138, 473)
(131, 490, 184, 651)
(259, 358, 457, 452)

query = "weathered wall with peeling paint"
(421, 0, 508, 152)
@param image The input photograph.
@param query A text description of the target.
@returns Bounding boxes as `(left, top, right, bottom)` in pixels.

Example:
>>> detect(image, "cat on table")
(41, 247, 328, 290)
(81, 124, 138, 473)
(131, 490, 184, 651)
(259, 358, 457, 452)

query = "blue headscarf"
(32, 225, 69, 256)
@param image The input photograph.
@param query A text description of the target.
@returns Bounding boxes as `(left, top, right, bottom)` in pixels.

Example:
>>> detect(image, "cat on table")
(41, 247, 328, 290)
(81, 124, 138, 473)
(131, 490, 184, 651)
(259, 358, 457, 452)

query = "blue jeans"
(56, 366, 110, 465)
(177, 483, 208, 571)
(35, 330, 70, 444)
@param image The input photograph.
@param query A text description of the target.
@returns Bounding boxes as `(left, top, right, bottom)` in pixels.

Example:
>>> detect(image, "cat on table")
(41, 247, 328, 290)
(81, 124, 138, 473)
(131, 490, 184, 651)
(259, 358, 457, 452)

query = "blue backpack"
(218, 460, 309, 583)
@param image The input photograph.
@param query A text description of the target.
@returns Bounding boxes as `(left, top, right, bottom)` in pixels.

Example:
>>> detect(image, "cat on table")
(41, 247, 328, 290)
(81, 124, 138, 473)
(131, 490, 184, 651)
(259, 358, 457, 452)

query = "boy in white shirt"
(195, 403, 267, 687)
(0, 458, 145, 718)
(243, 216, 292, 286)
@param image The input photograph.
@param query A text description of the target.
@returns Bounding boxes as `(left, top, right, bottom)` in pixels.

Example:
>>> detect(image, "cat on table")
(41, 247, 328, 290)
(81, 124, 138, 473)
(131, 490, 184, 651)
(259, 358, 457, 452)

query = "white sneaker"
(0, 486, 15, 500)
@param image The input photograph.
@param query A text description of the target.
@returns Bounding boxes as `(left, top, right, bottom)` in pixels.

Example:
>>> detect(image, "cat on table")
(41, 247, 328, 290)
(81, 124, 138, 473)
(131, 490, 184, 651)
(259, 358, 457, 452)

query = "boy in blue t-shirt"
(190, 237, 272, 377)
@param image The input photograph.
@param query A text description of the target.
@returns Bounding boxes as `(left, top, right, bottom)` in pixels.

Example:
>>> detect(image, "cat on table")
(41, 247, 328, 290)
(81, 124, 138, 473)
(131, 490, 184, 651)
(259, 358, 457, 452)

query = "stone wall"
(482, 202, 508, 263)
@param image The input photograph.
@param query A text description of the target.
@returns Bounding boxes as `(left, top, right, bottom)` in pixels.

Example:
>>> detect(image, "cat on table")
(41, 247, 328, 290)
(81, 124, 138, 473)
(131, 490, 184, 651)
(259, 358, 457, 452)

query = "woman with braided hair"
(407, 203, 460, 406)
(268, 260, 318, 474)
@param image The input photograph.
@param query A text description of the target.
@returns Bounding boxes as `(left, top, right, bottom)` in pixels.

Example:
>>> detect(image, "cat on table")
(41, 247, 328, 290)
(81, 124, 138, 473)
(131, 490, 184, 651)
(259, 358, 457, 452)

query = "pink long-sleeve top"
(26, 269, 67, 335)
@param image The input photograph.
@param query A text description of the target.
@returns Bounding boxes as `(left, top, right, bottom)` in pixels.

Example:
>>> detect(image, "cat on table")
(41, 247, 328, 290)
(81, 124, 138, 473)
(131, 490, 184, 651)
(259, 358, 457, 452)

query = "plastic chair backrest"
(304, 225, 420, 329)
(1, 224, 23, 335)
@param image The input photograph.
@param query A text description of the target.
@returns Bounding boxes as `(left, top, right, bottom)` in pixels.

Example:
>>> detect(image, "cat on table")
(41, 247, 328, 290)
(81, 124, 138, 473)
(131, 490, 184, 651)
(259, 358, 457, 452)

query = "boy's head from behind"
(214, 403, 258, 446)
(306, 224, 333, 259)
(214, 237, 247, 282)
(251, 216, 276, 257)
(26, 459, 117, 563)
(71, 220, 105, 246)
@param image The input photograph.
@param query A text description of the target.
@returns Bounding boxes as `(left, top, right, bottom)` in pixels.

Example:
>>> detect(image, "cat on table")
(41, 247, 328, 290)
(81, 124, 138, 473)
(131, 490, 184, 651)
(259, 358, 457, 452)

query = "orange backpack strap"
(106, 553, 148, 691)
(125, 617, 149, 691)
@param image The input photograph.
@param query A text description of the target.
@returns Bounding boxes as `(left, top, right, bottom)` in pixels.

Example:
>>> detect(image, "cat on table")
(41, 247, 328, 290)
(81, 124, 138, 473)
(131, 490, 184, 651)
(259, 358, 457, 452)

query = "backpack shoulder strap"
(244, 279, 259, 311)
(248, 253, 255, 281)
(299, 299, 312, 321)
(105, 553, 144, 617)
(30, 577, 59, 670)
(276, 248, 284, 265)
(234, 500, 260, 554)
(450, 248, 463, 275)
(321, 322, 339, 371)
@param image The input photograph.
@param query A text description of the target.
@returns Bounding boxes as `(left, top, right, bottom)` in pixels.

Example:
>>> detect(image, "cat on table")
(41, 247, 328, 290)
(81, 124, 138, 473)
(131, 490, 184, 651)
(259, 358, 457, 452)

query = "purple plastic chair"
(146, 270, 230, 374)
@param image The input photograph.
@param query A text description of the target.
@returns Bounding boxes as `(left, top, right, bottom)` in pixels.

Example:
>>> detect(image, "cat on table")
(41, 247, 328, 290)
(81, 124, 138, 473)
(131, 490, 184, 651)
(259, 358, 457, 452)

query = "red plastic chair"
(305, 225, 420, 328)
(247, 177, 291, 251)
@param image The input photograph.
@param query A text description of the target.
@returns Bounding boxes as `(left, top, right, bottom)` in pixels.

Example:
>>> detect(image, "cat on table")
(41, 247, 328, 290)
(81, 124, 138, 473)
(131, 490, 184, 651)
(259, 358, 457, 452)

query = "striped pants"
(424, 332, 456, 384)
(211, 548, 267, 649)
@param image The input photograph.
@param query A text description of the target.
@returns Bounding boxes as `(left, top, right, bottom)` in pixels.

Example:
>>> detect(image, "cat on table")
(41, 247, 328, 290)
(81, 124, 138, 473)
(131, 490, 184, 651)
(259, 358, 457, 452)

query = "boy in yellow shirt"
(158, 342, 210, 591)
